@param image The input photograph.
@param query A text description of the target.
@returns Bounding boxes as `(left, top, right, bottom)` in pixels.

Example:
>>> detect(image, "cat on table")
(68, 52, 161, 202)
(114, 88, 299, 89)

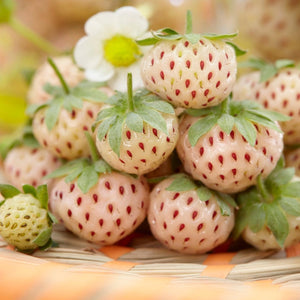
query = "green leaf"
(202, 32, 238, 40)
(48, 211, 58, 224)
(22, 185, 37, 197)
(266, 168, 295, 188)
(279, 197, 300, 216)
(72, 87, 108, 103)
(247, 203, 266, 233)
(260, 64, 278, 82)
(95, 107, 117, 122)
(76, 81, 106, 89)
(281, 181, 300, 198)
(226, 41, 247, 57)
(26, 103, 48, 116)
(216, 198, 232, 216)
(188, 115, 218, 146)
(137, 107, 168, 135)
(96, 116, 116, 141)
(145, 100, 175, 114)
(65, 168, 83, 183)
(136, 37, 160, 46)
(108, 117, 124, 156)
(43, 83, 64, 96)
(21, 68, 36, 86)
(23, 134, 40, 148)
(126, 112, 144, 133)
(217, 114, 235, 134)
(94, 160, 112, 174)
(0, 184, 21, 198)
(45, 159, 87, 179)
(196, 186, 212, 202)
(248, 109, 290, 122)
(217, 192, 237, 208)
(234, 116, 257, 146)
(184, 33, 201, 44)
(77, 166, 99, 193)
(233, 207, 251, 239)
(63, 95, 83, 112)
(36, 185, 48, 209)
(45, 98, 63, 130)
(166, 174, 197, 191)
(186, 106, 220, 117)
(238, 58, 267, 70)
(33, 227, 52, 247)
(159, 28, 180, 35)
(265, 203, 289, 248)
(275, 59, 295, 69)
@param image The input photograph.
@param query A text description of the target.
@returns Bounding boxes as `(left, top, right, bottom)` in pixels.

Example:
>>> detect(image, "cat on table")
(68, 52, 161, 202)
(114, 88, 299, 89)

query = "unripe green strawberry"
(0, 184, 55, 252)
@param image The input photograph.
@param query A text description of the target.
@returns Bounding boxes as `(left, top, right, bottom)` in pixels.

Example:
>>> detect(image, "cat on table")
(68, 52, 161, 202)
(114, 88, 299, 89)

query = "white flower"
(74, 6, 149, 92)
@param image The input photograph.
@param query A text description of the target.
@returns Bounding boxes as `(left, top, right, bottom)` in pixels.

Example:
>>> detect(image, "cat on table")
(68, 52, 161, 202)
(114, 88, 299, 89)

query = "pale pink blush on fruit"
(3, 146, 61, 190)
(233, 69, 300, 145)
(49, 172, 150, 245)
(176, 115, 283, 193)
(148, 178, 235, 254)
(141, 38, 237, 109)
(28, 56, 84, 105)
(33, 101, 103, 160)
(96, 114, 179, 175)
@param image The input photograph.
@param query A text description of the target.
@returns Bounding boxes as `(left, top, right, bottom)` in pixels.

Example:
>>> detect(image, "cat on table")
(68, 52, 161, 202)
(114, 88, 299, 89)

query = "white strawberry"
(0, 184, 56, 252)
(48, 150, 150, 245)
(3, 146, 61, 190)
(176, 97, 286, 193)
(236, 0, 300, 61)
(94, 73, 179, 175)
(138, 12, 243, 109)
(29, 58, 110, 160)
(28, 56, 84, 105)
(234, 163, 300, 251)
(233, 59, 300, 145)
(148, 174, 235, 254)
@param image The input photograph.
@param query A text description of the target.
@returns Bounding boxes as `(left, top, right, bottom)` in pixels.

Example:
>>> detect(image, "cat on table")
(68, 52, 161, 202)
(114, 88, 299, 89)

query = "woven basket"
(1, 223, 300, 299)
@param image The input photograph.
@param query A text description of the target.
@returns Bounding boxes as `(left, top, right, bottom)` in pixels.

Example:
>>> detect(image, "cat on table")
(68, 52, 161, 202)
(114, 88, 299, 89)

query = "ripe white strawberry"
(29, 58, 110, 160)
(3, 145, 61, 190)
(233, 60, 300, 145)
(176, 98, 286, 193)
(234, 164, 300, 251)
(94, 73, 179, 175)
(28, 56, 84, 105)
(148, 174, 235, 254)
(0, 184, 55, 251)
(48, 158, 150, 245)
(138, 13, 243, 109)
(236, 0, 300, 61)
(285, 148, 300, 177)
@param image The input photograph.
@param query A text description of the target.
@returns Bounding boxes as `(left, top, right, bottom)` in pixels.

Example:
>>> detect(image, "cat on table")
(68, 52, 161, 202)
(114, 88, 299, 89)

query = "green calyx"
(93, 73, 175, 157)
(186, 95, 290, 147)
(0, 120, 40, 160)
(239, 58, 295, 82)
(46, 132, 111, 194)
(233, 159, 300, 248)
(0, 0, 14, 23)
(0, 183, 57, 250)
(136, 10, 246, 57)
(166, 173, 237, 216)
(26, 57, 108, 131)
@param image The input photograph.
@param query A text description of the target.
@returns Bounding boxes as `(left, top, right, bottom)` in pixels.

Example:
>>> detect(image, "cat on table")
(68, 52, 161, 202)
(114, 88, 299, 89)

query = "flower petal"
(115, 6, 149, 39)
(108, 62, 144, 92)
(74, 36, 103, 69)
(85, 61, 115, 82)
(85, 11, 117, 39)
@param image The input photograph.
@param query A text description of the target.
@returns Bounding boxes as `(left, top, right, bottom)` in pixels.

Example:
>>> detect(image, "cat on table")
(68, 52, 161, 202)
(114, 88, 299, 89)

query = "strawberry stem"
(127, 73, 134, 112)
(257, 174, 271, 202)
(185, 10, 193, 34)
(47, 57, 70, 94)
(221, 97, 230, 114)
(84, 131, 100, 162)
(9, 18, 60, 55)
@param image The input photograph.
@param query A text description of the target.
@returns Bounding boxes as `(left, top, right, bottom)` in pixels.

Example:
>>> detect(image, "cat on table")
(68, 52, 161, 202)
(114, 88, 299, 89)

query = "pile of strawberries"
(1, 12, 300, 255)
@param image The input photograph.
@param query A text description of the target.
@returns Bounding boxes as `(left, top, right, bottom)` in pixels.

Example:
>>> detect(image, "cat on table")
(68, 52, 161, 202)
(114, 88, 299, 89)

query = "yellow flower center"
(103, 35, 142, 67)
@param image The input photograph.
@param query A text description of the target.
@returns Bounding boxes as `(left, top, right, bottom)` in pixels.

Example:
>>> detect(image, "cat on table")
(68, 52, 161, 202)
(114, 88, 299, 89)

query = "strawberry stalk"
(84, 131, 100, 163)
(127, 73, 134, 112)
(256, 174, 271, 203)
(185, 10, 193, 34)
(47, 57, 70, 94)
